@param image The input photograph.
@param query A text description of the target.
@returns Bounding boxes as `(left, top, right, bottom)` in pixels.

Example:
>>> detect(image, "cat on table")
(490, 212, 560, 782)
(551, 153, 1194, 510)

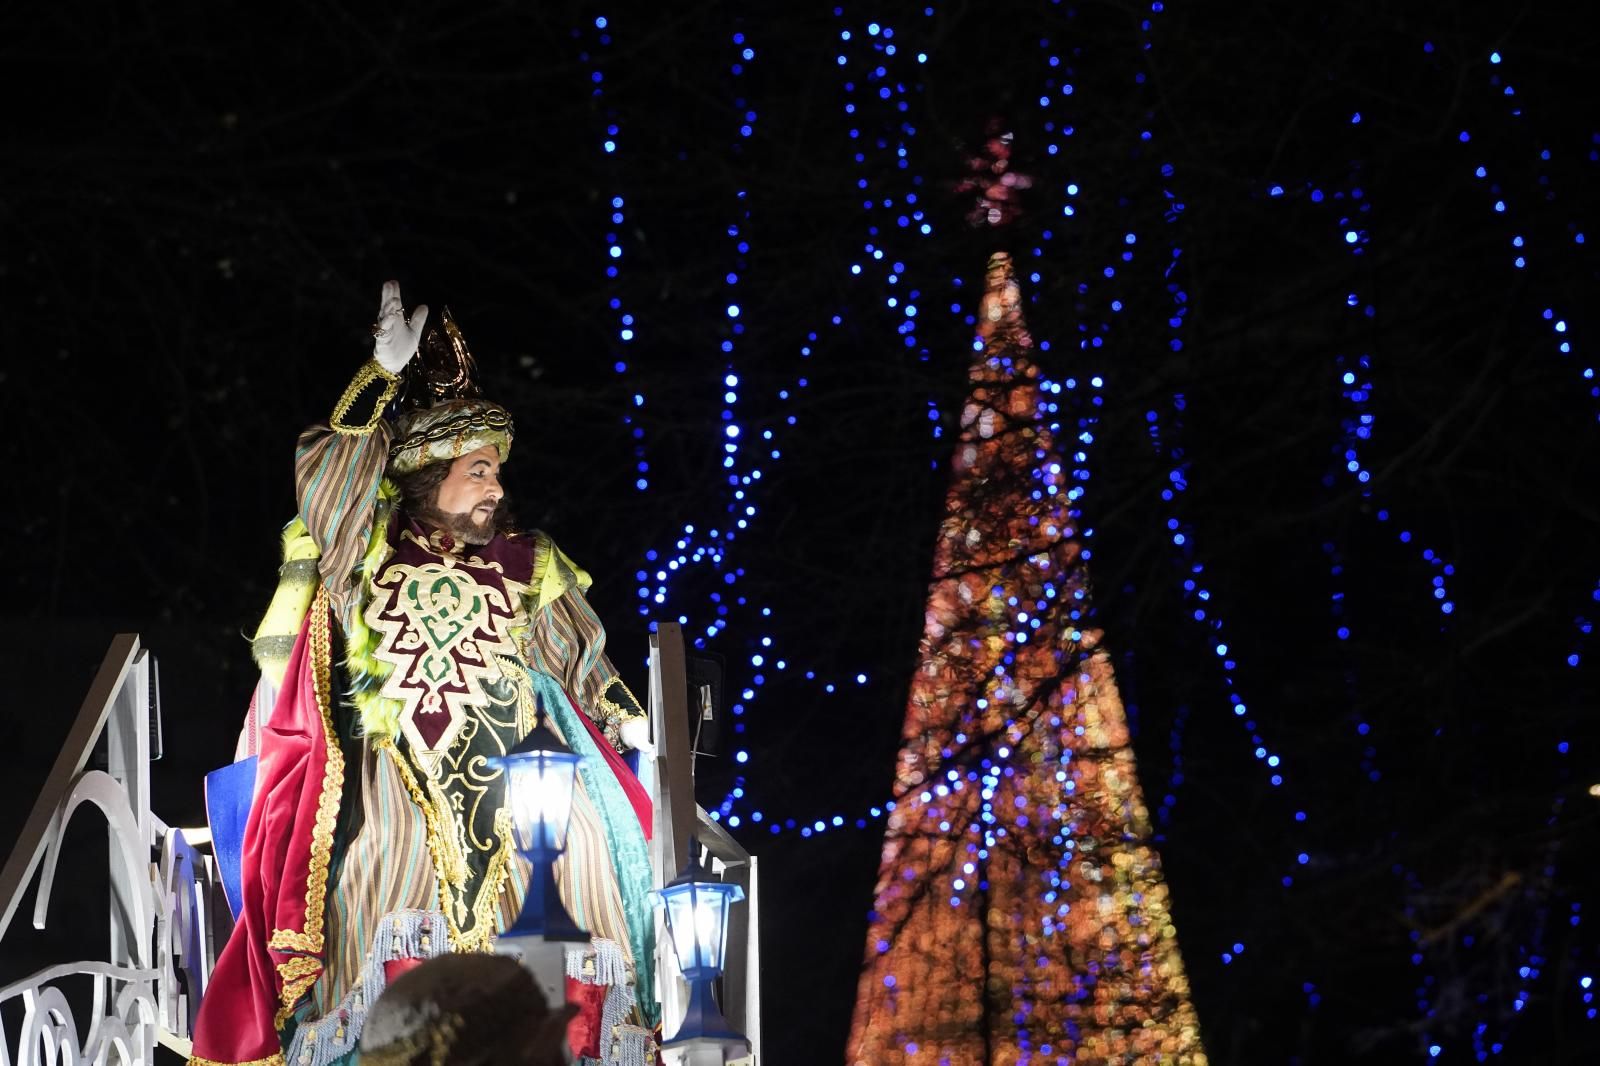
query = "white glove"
(619, 717, 654, 754)
(371, 279, 430, 374)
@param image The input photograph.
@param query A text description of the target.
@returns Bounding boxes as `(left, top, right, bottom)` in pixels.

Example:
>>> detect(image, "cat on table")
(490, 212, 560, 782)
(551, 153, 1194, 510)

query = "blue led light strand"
(1269, 175, 1463, 620)
(624, 18, 901, 829)
(579, 17, 649, 493)
(1143, 69, 1308, 906)
(1457, 50, 1597, 415)
(836, 7, 937, 363)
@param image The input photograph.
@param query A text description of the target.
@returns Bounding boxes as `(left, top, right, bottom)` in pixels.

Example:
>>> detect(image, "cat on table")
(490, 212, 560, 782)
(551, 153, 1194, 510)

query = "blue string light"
(1329, 206, 1459, 619)
(710, 6, 945, 826)
(579, 17, 649, 493)
(1458, 53, 1598, 415)
(1408, 42, 1599, 1057)
(1470, 87, 1600, 1045)
(1455, 84, 1600, 990)
(1270, 175, 1464, 622)
(1143, 107, 1309, 912)
(1340, 349, 1459, 619)
(588, 22, 1595, 1056)
(1144, 395, 1303, 857)
(835, 5, 937, 365)
(704, 5, 939, 830)
(619, 15, 899, 833)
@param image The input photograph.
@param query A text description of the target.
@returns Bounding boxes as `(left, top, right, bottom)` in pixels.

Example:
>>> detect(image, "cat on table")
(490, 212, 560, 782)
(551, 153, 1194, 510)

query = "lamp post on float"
(488, 694, 589, 1008)
(654, 837, 750, 1065)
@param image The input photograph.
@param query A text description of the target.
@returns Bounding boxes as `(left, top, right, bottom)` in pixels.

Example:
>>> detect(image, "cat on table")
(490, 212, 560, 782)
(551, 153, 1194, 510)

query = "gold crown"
(386, 307, 515, 475)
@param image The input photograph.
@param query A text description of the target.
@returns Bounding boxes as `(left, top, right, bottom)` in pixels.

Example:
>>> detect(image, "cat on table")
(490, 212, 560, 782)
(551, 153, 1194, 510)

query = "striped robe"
(291, 411, 655, 1036)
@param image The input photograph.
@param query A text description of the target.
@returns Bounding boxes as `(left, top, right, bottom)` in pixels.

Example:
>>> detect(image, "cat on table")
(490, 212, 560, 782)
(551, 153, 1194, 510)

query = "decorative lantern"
(654, 838, 749, 1050)
(496, 722, 580, 855)
(487, 698, 588, 942)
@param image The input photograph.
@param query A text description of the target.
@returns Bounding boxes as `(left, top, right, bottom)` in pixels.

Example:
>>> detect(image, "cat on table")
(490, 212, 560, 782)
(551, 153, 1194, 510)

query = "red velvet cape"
(190, 600, 339, 1065)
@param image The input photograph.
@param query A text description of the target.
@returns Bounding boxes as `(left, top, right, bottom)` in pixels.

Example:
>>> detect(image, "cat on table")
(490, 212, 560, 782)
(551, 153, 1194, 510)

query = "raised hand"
(371, 280, 430, 374)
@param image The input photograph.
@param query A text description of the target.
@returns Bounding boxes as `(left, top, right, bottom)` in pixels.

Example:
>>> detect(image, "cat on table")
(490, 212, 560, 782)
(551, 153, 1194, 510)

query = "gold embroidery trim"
(493, 653, 536, 735)
(272, 954, 324, 1031)
(267, 927, 319, 953)
(266, 589, 344, 959)
(331, 358, 400, 435)
(264, 589, 346, 1027)
(467, 815, 516, 953)
(377, 736, 474, 942)
(386, 405, 512, 461)
(304, 586, 346, 951)
(362, 550, 526, 777)
(375, 735, 519, 954)
(596, 675, 646, 750)
(186, 1053, 286, 1066)
(601, 675, 644, 717)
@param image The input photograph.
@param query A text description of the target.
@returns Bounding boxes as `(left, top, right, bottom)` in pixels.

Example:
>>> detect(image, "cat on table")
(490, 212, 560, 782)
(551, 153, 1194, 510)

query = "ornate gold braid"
(376, 736, 515, 952)
(602, 675, 644, 716)
(264, 588, 345, 1028)
(495, 652, 540, 734)
(186, 1053, 286, 1066)
(596, 675, 646, 750)
(273, 955, 325, 1031)
(376, 736, 458, 924)
(455, 655, 535, 945)
(386, 405, 512, 460)
(466, 810, 517, 953)
(331, 358, 400, 435)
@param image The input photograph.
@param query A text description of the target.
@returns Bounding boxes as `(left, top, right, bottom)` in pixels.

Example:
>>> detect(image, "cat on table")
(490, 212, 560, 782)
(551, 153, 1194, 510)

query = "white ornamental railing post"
(104, 644, 152, 975)
(0, 634, 228, 1066)
(645, 624, 761, 1066)
(648, 623, 695, 1046)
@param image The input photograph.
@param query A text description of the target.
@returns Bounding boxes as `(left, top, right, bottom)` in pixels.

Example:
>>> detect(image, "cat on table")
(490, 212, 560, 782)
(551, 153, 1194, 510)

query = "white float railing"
(0, 634, 226, 1066)
(646, 623, 760, 1066)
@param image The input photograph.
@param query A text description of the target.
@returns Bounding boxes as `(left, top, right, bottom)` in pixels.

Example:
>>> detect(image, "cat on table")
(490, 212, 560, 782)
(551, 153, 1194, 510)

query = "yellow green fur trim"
(346, 482, 404, 737)
(532, 535, 592, 612)
(252, 481, 402, 737)
(251, 519, 322, 685)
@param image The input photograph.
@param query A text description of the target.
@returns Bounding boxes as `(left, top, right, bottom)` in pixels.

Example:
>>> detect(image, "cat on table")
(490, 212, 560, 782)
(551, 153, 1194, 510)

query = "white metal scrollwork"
(0, 636, 225, 1066)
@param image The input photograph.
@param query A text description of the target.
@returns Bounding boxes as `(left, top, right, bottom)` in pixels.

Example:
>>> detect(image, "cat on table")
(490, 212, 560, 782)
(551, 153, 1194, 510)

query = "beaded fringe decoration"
(599, 979, 636, 1065)
(565, 936, 629, 987)
(285, 909, 450, 1066)
(612, 1024, 654, 1066)
(565, 938, 652, 1066)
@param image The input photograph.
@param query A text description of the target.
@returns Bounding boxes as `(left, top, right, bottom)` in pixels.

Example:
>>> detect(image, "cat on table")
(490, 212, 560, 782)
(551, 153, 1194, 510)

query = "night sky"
(2, 1, 1599, 1063)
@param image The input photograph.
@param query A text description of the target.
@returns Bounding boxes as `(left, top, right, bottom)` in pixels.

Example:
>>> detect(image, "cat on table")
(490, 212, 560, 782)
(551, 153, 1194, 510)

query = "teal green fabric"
(526, 668, 658, 1024)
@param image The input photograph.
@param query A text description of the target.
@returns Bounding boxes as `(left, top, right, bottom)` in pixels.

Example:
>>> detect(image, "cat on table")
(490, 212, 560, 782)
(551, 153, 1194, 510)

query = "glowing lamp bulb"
(488, 711, 580, 857)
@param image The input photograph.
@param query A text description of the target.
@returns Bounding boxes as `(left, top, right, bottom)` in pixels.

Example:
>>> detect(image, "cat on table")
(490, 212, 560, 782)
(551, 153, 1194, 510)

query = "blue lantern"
(486, 697, 588, 943)
(653, 838, 749, 1050)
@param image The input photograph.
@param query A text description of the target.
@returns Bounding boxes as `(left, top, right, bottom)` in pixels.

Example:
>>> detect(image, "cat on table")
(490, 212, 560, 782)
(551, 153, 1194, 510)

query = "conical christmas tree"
(848, 135, 1206, 1064)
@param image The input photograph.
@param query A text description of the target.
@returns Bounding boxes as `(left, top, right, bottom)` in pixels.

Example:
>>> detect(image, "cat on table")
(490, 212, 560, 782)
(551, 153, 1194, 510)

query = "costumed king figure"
(189, 282, 658, 1066)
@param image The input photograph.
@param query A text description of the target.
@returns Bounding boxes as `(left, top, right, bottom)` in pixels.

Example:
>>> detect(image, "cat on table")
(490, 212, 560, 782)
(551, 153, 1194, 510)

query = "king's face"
(435, 445, 504, 532)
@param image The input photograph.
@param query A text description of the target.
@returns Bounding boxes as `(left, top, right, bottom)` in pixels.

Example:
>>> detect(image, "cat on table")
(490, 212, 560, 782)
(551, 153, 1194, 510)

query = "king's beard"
(416, 497, 512, 546)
